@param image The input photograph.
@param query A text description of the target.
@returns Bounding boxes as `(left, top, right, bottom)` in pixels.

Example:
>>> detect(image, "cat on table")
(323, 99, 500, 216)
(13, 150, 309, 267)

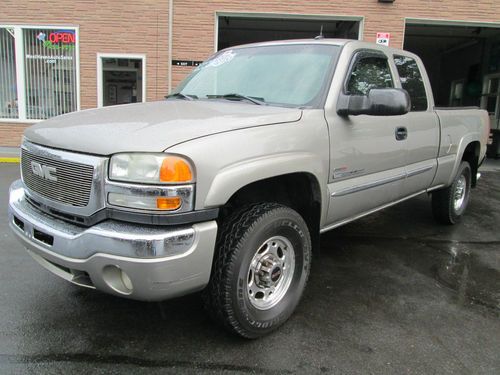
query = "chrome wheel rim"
(247, 236, 295, 310)
(453, 175, 467, 212)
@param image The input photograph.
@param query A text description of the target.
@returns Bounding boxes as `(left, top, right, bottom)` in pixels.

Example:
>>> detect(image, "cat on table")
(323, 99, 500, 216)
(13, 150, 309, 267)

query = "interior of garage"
(405, 23, 500, 157)
(404, 23, 500, 109)
(217, 16, 360, 50)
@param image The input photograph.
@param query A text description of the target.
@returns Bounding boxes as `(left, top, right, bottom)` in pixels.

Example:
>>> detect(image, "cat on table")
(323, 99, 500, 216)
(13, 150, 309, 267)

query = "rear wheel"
(203, 203, 311, 338)
(432, 161, 471, 225)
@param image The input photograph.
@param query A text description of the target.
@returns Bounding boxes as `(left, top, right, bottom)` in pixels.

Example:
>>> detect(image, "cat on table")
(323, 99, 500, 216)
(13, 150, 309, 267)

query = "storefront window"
(0, 28, 18, 119)
(0, 26, 79, 121)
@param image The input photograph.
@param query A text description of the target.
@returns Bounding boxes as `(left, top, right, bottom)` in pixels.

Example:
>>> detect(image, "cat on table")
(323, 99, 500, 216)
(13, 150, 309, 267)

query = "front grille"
(21, 148, 94, 207)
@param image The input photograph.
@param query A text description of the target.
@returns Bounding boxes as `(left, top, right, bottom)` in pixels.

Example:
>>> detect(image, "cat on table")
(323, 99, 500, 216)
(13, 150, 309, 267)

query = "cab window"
(394, 55, 428, 111)
(347, 56, 394, 95)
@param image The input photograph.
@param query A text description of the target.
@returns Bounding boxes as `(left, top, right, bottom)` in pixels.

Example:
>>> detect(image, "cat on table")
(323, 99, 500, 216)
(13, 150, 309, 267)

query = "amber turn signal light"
(160, 157, 193, 183)
(156, 197, 182, 210)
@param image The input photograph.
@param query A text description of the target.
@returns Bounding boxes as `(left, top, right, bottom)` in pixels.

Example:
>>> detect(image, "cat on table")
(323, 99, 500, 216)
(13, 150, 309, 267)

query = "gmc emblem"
(31, 161, 58, 182)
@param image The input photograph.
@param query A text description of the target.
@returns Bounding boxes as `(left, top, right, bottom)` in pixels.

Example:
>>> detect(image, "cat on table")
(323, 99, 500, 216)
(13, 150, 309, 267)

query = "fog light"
(121, 270, 133, 291)
(102, 265, 133, 295)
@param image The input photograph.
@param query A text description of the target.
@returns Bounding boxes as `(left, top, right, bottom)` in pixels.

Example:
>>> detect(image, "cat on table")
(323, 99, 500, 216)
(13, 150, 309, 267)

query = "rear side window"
(347, 56, 394, 95)
(394, 55, 428, 111)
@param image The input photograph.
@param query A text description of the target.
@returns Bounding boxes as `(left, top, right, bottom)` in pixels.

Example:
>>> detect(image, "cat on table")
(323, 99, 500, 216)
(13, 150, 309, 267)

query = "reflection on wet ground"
(325, 233, 500, 314)
(435, 243, 499, 310)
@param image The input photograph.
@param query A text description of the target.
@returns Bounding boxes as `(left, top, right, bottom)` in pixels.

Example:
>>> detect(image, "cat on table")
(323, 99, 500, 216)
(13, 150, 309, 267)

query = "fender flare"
(204, 152, 328, 216)
(446, 132, 481, 186)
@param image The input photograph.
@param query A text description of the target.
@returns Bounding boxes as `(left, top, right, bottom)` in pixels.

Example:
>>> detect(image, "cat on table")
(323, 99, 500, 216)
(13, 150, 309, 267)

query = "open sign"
(49, 31, 75, 44)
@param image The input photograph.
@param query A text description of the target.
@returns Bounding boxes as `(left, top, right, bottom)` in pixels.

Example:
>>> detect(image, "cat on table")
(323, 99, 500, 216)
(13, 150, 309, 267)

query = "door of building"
(97, 54, 145, 107)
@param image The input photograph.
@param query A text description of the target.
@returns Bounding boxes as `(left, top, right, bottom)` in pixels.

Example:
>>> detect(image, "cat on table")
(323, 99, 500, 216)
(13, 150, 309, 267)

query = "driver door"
(324, 50, 407, 226)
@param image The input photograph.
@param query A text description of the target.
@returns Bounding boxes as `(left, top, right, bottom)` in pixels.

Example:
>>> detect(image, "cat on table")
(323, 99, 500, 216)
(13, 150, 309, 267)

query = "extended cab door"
(324, 49, 407, 226)
(392, 54, 439, 196)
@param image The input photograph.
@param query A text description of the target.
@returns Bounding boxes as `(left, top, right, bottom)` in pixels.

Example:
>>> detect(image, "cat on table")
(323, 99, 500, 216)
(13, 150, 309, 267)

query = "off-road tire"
(203, 203, 311, 338)
(432, 161, 472, 225)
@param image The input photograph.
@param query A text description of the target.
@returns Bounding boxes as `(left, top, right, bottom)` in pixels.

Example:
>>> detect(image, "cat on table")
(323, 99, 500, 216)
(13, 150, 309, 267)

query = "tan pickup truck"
(8, 39, 490, 338)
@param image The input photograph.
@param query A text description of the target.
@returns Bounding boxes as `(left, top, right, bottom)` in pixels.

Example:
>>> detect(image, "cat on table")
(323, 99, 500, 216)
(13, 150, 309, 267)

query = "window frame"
(0, 24, 80, 123)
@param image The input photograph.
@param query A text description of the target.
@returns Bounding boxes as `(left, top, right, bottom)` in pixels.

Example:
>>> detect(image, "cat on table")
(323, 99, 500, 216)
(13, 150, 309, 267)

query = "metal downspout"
(168, 0, 173, 94)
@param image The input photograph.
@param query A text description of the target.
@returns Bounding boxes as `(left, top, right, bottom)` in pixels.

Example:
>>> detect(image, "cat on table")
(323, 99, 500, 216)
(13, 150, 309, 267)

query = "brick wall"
(1, 0, 170, 146)
(1, 0, 499, 147)
(0, 123, 29, 147)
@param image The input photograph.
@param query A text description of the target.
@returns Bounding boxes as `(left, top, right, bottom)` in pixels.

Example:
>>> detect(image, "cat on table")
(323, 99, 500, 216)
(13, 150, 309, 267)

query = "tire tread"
(432, 161, 471, 225)
(203, 202, 308, 338)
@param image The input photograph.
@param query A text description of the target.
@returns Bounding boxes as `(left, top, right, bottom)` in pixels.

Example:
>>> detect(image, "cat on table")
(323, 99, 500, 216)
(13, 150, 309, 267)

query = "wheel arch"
(216, 172, 323, 252)
(446, 136, 481, 188)
(460, 141, 481, 187)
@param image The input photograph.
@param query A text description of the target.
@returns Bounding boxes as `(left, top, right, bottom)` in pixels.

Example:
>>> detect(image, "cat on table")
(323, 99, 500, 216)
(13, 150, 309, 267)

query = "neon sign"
(37, 30, 75, 50)
(49, 31, 75, 44)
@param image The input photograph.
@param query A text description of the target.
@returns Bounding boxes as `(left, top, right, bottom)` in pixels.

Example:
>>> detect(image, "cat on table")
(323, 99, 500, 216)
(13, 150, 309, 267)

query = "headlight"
(109, 153, 194, 184)
(107, 153, 195, 212)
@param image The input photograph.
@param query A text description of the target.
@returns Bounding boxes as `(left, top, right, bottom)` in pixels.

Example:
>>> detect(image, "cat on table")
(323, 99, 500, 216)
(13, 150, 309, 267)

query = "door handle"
(395, 127, 407, 141)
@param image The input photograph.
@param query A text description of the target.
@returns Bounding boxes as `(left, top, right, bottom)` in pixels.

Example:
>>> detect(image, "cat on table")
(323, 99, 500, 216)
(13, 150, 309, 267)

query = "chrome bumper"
(8, 180, 218, 301)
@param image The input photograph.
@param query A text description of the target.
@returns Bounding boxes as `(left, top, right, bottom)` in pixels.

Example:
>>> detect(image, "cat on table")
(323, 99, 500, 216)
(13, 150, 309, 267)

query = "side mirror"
(337, 88, 411, 117)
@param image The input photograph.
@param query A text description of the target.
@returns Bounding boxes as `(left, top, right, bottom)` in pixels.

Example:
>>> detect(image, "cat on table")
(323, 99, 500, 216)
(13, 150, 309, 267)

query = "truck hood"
(25, 100, 302, 155)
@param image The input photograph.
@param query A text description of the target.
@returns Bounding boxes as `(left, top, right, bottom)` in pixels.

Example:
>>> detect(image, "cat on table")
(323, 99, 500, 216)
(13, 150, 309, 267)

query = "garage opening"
(404, 23, 500, 156)
(404, 23, 500, 109)
(217, 15, 361, 51)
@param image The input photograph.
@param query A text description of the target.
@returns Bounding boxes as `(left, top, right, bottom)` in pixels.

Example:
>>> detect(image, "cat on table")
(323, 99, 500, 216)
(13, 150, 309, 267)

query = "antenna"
(315, 25, 324, 40)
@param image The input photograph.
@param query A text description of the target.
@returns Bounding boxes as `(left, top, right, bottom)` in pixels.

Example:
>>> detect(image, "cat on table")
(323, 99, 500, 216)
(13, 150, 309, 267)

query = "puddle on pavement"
(433, 243, 500, 311)
(323, 226, 500, 313)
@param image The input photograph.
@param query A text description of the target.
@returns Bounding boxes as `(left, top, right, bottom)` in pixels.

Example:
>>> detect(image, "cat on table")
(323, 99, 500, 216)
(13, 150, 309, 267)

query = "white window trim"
(0, 24, 80, 123)
(97, 53, 147, 108)
(214, 12, 365, 52)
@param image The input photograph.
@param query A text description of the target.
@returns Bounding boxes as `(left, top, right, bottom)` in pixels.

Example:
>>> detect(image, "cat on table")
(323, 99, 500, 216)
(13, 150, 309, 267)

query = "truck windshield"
(171, 44, 341, 108)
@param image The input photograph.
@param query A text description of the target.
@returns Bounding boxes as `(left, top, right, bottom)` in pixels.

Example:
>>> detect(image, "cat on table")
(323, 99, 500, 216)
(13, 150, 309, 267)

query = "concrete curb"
(0, 157, 20, 163)
(0, 147, 20, 163)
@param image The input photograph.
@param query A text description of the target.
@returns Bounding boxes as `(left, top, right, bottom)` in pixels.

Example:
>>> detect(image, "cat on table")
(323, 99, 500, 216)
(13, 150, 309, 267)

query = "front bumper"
(8, 180, 218, 301)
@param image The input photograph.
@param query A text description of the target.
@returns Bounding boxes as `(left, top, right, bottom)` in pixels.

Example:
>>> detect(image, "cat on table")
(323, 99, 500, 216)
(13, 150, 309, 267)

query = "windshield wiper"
(165, 93, 198, 101)
(207, 93, 266, 105)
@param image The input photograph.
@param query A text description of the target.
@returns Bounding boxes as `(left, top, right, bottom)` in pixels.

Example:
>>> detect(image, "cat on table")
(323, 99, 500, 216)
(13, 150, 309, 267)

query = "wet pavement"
(1, 162, 499, 374)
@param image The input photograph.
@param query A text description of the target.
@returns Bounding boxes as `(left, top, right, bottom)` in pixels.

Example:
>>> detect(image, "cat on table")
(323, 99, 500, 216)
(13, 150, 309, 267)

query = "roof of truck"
(233, 38, 350, 48)
(226, 38, 412, 57)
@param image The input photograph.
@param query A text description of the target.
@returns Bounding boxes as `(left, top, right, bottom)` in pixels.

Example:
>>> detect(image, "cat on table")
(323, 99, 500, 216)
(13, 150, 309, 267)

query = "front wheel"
(432, 161, 472, 225)
(203, 203, 311, 338)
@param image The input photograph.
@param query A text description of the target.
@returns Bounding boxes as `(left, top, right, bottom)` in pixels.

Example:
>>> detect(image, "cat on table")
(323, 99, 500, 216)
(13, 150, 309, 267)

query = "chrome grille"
(21, 148, 94, 207)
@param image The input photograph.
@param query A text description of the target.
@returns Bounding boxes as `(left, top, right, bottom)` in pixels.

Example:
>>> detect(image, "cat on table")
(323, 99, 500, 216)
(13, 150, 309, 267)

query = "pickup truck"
(8, 39, 490, 338)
